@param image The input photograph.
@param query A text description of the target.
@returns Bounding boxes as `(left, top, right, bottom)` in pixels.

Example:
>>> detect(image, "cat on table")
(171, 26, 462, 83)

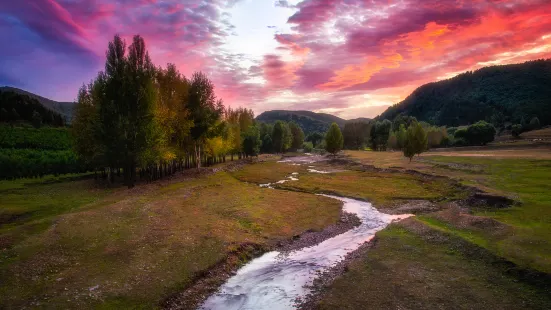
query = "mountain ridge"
(256, 110, 371, 133)
(0, 86, 74, 121)
(378, 59, 551, 127)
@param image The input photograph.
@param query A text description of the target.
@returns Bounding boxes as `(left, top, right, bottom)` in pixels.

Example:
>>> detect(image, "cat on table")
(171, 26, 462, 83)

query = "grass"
(279, 170, 463, 208)
(0, 171, 341, 308)
(233, 160, 463, 210)
(314, 220, 550, 309)
(423, 156, 551, 273)
(345, 148, 551, 273)
(232, 158, 308, 184)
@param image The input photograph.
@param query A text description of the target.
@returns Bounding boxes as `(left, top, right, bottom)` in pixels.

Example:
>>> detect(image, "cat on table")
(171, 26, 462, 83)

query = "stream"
(200, 158, 412, 310)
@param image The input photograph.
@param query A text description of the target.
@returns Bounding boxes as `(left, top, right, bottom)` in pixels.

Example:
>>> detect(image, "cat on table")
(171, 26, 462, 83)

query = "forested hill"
(0, 87, 74, 123)
(256, 110, 370, 133)
(0, 88, 68, 126)
(378, 59, 551, 127)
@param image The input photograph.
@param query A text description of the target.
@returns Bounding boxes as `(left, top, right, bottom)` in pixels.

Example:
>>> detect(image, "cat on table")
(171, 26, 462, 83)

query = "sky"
(1, 0, 550, 119)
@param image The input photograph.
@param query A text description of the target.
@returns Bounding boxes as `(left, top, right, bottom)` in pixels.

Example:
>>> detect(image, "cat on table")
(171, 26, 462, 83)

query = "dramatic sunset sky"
(1, 0, 550, 118)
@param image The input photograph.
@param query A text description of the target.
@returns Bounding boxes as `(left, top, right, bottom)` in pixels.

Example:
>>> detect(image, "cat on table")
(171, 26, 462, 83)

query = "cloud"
(1, 0, 550, 118)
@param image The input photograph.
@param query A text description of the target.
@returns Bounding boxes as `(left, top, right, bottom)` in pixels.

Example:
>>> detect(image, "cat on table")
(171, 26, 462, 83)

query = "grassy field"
(301, 146, 551, 309)
(0, 170, 341, 308)
(315, 220, 551, 310)
(235, 162, 463, 210)
(345, 148, 551, 273)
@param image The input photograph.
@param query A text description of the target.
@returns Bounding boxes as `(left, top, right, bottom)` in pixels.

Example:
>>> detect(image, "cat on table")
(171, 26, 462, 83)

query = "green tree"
(403, 122, 427, 162)
(123, 35, 159, 186)
(272, 121, 291, 153)
(465, 121, 495, 145)
(325, 122, 344, 156)
(242, 125, 261, 157)
(387, 131, 398, 150)
(396, 124, 407, 150)
(72, 83, 102, 169)
(289, 122, 305, 150)
(261, 134, 273, 153)
(370, 119, 392, 151)
(303, 141, 313, 152)
(186, 72, 223, 168)
(306, 132, 323, 148)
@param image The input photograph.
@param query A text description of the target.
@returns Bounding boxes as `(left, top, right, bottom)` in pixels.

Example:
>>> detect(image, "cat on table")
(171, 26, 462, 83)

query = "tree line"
(321, 115, 499, 161)
(71, 35, 272, 187)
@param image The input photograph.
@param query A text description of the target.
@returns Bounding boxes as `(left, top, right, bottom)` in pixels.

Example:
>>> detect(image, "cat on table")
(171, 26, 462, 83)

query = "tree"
(261, 134, 273, 153)
(370, 120, 392, 151)
(31, 110, 42, 128)
(392, 115, 417, 132)
(403, 122, 427, 162)
(465, 121, 495, 145)
(156, 63, 192, 162)
(529, 117, 541, 130)
(306, 132, 323, 148)
(325, 122, 343, 156)
(72, 83, 103, 169)
(387, 132, 398, 150)
(242, 125, 261, 157)
(303, 141, 313, 152)
(289, 122, 305, 150)
(272, 121, 291, 153)
(343, 122, 371, 150)
(396, 124, 407, 150)
(426, 126, 447, 148)
(123, 35, 159, 186)
(512, 124, 523, 138)
(186, 71, 223, 168)
(258, 122, 273, 153)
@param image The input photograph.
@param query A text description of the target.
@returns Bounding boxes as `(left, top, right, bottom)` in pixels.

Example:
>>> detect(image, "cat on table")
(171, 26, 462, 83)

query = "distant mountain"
(256, 110, 371, 133)
(348, 117, 372, 123)
(378, 59, 551, 127)
(0, 87, 74, 122)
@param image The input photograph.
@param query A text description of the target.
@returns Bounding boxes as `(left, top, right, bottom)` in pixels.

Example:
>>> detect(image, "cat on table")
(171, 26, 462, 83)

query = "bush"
(303, 141, 313, 152)
(512, 124, 523, 137)
(453, 121, 495, 146)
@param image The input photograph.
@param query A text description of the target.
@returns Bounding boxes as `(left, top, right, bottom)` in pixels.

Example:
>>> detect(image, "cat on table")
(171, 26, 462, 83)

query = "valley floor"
(0, 144, 550, 309)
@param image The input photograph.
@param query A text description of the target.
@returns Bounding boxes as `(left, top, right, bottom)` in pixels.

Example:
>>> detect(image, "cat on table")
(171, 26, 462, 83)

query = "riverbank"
(232, 149, 551, 309)
(0, 160, 344, 308)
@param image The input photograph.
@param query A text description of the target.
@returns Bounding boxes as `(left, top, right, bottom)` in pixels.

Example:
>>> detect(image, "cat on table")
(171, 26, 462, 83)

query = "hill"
(256, 110, 370, 133)
(378, 59, 551, 127)
(0, 88, 68, 126)
(0, 87, 73, 122)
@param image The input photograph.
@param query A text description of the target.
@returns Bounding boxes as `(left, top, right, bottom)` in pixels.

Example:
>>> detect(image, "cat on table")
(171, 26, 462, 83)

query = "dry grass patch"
(0, 171, 341, 308)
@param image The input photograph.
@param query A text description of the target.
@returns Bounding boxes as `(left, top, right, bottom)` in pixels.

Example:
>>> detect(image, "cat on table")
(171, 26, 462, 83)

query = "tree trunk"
(195, 143, 201, 169)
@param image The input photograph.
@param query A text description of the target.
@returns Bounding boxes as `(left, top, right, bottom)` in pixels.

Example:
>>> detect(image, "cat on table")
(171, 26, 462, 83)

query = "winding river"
(200, 159, 412, 310)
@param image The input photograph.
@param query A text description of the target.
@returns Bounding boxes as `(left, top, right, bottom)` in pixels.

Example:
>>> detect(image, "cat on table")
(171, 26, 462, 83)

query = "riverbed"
(200, 159, 412, 309)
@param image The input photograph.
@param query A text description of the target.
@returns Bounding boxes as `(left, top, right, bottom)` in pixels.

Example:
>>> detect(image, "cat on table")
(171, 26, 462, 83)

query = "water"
(200, 195, 412, 310)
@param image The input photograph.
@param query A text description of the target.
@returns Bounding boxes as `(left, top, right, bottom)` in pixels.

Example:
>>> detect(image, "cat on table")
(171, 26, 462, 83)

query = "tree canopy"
(325, 122, 344, 155)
